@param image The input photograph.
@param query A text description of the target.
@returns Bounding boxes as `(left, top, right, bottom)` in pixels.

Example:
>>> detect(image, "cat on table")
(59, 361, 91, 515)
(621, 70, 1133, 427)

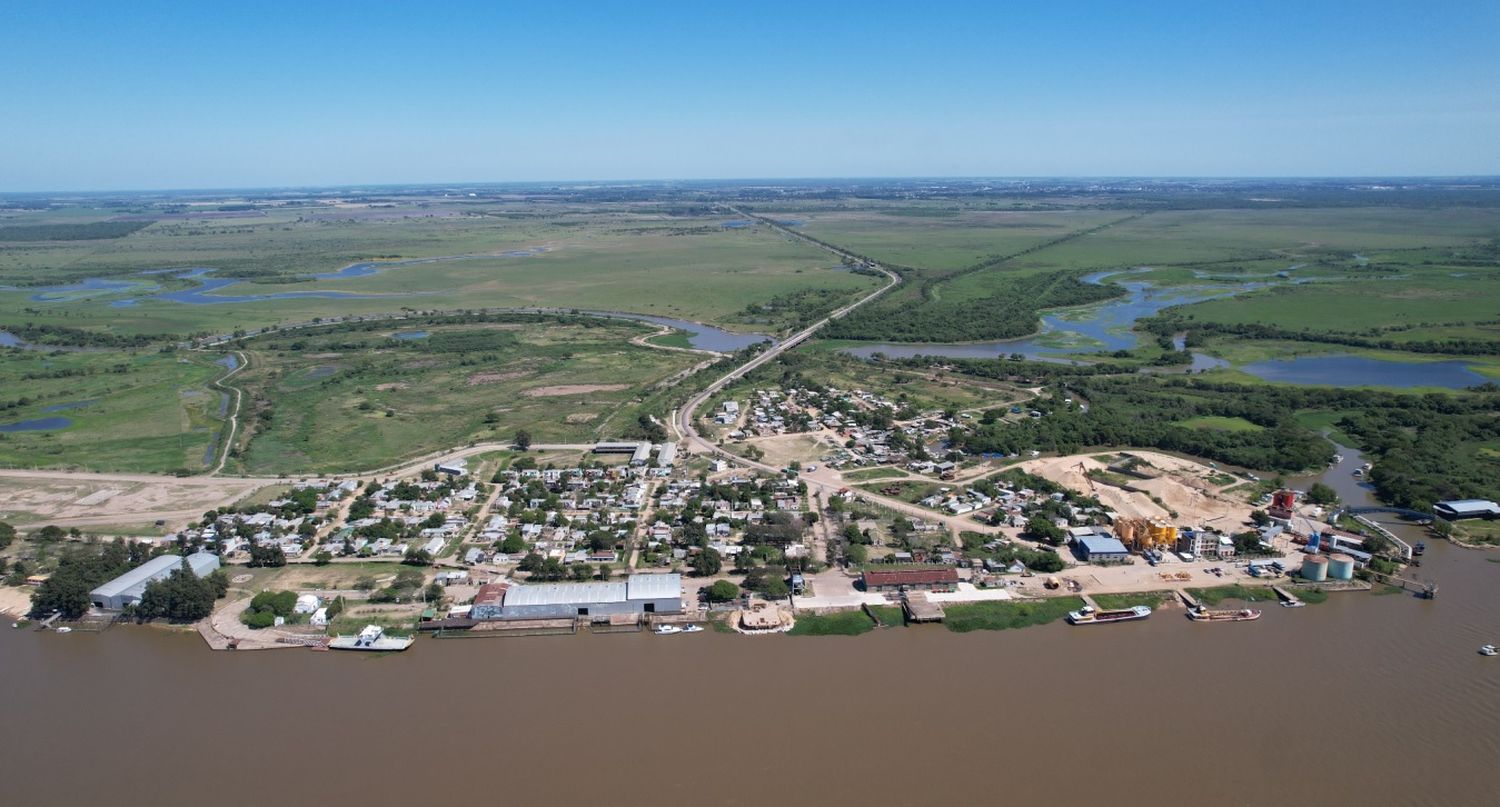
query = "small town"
(6, 380, 1480, 650)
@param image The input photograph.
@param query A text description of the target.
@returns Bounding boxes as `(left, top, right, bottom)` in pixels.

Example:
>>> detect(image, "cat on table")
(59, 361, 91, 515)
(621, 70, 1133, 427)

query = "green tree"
(845, 543, 869, 564)
(707, 580, 739, 602)
(1025, 516, 1065, 546)
(692, 547, 722, 577)
(514, 429, 533, 451)
(1307, 482, 1339, 506)
(0, 521, 15, 550)
(313, 550, 333, 566)
(570, 563, 595, 582)
(247, 544, 286, 568)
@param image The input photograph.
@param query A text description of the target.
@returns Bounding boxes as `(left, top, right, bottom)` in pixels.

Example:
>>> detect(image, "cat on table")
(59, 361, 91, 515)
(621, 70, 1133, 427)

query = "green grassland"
(944, 596, 1084, 632)
(0, 204, 879, 338)
(785, 206, 1121, 272)
(786, 609, 877, 636)
(1171, 272, 1500, 335)
(230, 318, 700, 475)
(0, 348, 224, 472)
(1011, 207, 1500, 273)
(1175, 416, 1264, 432)
(1090, 592, 1168, 610)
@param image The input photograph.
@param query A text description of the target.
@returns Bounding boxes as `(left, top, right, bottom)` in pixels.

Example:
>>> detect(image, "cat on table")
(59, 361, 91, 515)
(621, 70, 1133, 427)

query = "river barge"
(329, 624, 414, 652)
(1188, 606, 1261, 622)
(1067, 605, 1152, 625)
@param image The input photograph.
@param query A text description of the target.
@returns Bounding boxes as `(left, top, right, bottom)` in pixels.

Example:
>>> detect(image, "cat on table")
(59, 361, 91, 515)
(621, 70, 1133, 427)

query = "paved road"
(674, 210, 993, 542)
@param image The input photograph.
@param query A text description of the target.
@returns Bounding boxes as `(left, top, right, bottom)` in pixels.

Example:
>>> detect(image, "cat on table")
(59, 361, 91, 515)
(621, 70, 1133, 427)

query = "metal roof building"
(89, 552, 221, 610)
(1434, 499, 1500, 520)
(1075, 535, 1131, 562)
(494, 573, 681, 620)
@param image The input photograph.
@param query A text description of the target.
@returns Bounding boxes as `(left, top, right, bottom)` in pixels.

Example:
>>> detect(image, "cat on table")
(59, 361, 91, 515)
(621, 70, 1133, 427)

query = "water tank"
(1301, 554, 1329, 582)
(1326, 553, 1355, 581)
(1272, 489, 1296, 511)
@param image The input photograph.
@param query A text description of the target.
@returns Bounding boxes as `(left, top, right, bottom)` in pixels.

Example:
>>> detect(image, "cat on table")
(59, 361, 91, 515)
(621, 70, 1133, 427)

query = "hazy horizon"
(3, 1, 1497, 191)
(9, 175, 1500, 198)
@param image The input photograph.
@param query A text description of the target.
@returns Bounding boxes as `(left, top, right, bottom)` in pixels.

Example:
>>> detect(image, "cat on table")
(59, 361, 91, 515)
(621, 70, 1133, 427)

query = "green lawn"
(1187, 585, 1277, 605)
(943, 596, 1083, 632)
(787, 610, 876, 636)
(1091, 592, 1168, 610)
(867, 604, 906, 627)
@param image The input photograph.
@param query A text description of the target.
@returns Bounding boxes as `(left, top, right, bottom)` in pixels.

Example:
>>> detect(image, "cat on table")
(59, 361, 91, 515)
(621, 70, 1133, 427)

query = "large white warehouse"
(89, 552, 221, 610)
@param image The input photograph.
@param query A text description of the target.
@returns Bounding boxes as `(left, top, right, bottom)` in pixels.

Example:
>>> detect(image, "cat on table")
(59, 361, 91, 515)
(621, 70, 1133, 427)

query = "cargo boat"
(329, 624, 414, 652)
(1067, 605, 1152, 625)
(1188, 606, 1261, 622)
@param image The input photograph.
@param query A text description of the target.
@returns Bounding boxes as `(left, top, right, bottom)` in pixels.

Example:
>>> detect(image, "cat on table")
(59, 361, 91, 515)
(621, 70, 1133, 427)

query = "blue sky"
(1, 1, 1497, 190)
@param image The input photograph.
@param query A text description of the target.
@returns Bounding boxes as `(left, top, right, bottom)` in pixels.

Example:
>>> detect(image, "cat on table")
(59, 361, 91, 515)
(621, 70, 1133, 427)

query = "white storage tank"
(1301, 554, 1329, 582)
(1326, 553, 1355, 581)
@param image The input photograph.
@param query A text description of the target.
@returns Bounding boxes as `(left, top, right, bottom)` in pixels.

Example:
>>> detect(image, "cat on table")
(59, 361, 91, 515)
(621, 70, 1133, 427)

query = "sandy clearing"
(1018, 451, 1252, 526)
(374, 382, 409, 391)
(0, 472, 266, 530)
(521, 384, 628, 397)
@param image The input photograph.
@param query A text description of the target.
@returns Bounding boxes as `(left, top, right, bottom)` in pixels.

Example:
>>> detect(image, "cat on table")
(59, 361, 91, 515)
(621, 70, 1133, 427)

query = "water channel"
(843, 271, 1489, 389)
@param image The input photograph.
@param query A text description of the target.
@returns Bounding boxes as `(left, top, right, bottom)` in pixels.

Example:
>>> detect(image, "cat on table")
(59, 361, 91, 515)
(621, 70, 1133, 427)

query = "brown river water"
(4, 448, 1498, 807)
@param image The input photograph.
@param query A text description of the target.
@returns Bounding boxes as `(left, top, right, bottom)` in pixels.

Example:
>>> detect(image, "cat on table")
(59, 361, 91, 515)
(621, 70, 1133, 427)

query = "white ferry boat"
(329, 624, 414, 652)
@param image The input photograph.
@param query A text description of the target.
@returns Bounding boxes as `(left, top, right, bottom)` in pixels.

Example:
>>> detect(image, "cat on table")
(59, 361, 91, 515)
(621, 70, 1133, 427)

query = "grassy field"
(944, 596, 1083, 632)
(231, 317, 700, 474)
(1091, 592, 1168, 610)
(856, 480, 944, 505)
(785, 205, 1121, 272)
(841, 466, 910, 482)
(1293, 410, 1360, 445)
(0, 348, 225, 472)
(1187, 584, 1277, 605)
(1175, 416, 1264, 432)
(787, 609, 877, 636)
(0, 203, 879, 338)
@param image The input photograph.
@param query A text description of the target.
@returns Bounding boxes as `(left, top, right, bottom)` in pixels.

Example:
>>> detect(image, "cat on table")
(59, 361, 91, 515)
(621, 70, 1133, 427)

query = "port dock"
(1272, 586, 1303, 607)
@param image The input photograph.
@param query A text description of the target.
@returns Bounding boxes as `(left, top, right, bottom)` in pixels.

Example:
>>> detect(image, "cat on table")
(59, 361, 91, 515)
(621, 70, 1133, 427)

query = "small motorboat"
(680, 624, 704, 634)
(653, 624, 683, 636)
(55, 626, 73, 634)
(1480, 644, 1497, 657)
